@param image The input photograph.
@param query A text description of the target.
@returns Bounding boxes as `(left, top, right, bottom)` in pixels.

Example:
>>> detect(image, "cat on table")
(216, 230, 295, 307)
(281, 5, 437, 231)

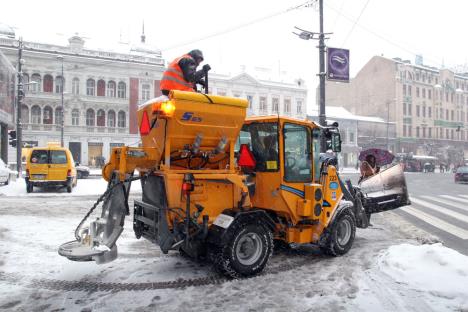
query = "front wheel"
(210, 222, 273, 278)
(26, 182, 33, 193)
(320, 208, 356, 256)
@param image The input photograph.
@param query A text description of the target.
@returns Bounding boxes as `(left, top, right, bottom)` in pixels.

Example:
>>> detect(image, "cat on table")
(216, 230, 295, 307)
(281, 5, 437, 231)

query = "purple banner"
(327, 47, 350, 82)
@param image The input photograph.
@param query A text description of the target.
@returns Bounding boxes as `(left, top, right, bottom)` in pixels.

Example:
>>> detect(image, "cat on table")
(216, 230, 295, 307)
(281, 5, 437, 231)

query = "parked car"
(0, 159, 12, 185)
(25, 147, 77, 193)
(454, 166, 468, 183)
(75, 163, 90, 179)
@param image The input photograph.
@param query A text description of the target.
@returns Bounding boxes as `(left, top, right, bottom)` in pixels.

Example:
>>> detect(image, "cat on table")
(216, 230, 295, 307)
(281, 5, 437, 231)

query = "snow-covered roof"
(308, 106, 388, 123)
(0, 23, 15, 38)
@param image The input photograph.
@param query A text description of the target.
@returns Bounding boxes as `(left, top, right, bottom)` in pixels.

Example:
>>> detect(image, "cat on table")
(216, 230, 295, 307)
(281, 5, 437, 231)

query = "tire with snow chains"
(210, 221, 273, 278)
(320, 208, 356, 256)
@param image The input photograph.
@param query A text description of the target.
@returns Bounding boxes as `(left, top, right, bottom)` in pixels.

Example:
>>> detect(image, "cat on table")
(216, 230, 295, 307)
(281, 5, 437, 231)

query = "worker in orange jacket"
(160, 49, 210, 95)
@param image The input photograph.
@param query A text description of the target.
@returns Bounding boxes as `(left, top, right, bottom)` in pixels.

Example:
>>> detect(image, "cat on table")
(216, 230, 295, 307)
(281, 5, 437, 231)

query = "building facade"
(0, 48, 15, 163)
(308, 106, 395, 168)
(1, 28, 307, 166)
(325, 55, 468, 165)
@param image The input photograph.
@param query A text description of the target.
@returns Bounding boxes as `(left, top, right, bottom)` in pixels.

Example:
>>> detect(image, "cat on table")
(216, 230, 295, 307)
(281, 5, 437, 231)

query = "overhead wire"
(160, 0, 315, 52)
(340, 0, 371, 47)
(325, 1, 444, 66)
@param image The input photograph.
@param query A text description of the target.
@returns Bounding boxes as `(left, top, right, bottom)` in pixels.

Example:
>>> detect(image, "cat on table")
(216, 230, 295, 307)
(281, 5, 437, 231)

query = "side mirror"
(331, 132, 341, 153)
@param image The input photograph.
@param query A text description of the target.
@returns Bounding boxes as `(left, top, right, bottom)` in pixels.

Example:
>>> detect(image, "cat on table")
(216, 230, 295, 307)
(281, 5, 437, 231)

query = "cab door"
(280, 123, 313, 221)
(29, 149, 49, 181)
(48, 150, 69, 181)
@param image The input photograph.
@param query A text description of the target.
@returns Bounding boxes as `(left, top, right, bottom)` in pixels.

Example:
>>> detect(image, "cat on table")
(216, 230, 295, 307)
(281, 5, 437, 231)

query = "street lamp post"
(293, 0, 331, 152)
(57, 55, 64, 147)
(16, 37, 24, 177)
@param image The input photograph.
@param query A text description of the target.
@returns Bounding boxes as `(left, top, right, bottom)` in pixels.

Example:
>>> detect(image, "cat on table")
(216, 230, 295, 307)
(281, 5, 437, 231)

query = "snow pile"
(0, 177, 141, 197)
(378, 243, 468, 310)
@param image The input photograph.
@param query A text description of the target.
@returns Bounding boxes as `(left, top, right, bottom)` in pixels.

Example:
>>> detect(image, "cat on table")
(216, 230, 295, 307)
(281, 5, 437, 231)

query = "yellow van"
(25, 147, 77, 193)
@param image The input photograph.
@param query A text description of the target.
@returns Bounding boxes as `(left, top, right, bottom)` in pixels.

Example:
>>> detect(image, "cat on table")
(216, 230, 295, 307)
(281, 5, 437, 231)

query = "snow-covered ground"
(0, 177, 141, 197)
(0, 179, 468, 311)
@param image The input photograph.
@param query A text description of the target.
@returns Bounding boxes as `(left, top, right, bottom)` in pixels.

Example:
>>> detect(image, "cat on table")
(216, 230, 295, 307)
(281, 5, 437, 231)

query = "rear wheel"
(320, 208, 356, 256)
(210, 221, 273, 278)
(67, 183, 72, 193)
(4, 177, 9, 185)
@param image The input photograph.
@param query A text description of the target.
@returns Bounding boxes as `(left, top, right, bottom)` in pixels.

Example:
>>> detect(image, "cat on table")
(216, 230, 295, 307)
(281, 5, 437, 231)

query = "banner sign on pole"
(327, 47, 350, 82)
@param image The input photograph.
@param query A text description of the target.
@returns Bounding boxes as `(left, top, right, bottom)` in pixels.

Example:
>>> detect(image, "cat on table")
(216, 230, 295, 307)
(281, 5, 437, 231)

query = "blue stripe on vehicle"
(280, 185, 305, 198)
(323, 200, 331, 207)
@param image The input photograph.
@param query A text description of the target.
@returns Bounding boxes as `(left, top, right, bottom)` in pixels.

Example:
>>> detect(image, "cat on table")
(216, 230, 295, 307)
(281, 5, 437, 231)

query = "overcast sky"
(3, 0, 468, 111)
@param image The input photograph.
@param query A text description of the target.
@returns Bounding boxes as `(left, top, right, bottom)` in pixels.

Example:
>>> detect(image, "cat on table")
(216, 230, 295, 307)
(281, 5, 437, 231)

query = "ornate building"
(1, 26, 307, 166)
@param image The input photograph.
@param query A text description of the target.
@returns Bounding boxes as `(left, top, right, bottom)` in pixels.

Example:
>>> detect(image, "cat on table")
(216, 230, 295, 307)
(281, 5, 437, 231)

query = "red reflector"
(238, 144, 256, 169)
(67, 169, 71, 177)
(182, 182, 194, 192)
(140, 110, 151, 136)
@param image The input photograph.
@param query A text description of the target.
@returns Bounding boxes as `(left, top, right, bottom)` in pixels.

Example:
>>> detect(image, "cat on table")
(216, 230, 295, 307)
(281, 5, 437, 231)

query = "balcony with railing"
(23, 123, 128, 134)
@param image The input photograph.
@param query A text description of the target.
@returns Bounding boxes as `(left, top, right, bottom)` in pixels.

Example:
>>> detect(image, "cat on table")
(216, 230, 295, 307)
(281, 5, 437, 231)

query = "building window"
(21, 105, 29, 124)
(440, 128, 443, 138)
(403, 102, 407, 115)
(446, 109, 449, 120)
(55, 76, 64, 93)
(31, 105, 41, 124)
(408, 126, 412, 137)
(108, 110, 116, 127)
(403, 125, 407, 137)
(416, 126, 420, 138)
(402, 85, 406, 96)
(296, 100, 303, 114)
(422, 106, 426, 118)
(284, 98, 291, 114)
(43, 106, 53, 124)
(55, 107, 62, 125)
(428, 90, 432, 100)
(349, 132, 355, 143)
(43, 75, 53, 93)
(428, 127, 432, 138)
(86, 79, 95, 96)
(118, 82, 126, 98)
(446, 129, 449, 139)
(422, 88, 426, 98)
(72, 109, 80, 126)
(422, 127, 426, 138)
(428, 107, 432, 118)
(97, 109, 105, 127)
(272, 98, 279, 113)
(142, 83, 151, 101)
(408, 104, 412, 115)
(408, 86, 412, 96)
(259, 96, 267, 113)
(416, 105, 420, 117)
(86, 109, 95, 126)
(97, 79, 106, 96)
(416, 87, 420, 97)
(451, 129, 454, 139)
(451, 110, 454, 121)
(118, 111, 126, 128)
(107, 81, 116, 97)
(22, 74, 29, 92)
(72, 78, 80, 95)
(246, 95, 253, 109)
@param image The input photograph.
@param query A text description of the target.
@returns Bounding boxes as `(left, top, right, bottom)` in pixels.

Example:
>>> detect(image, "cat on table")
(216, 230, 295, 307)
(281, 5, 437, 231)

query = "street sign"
(327, 47, 350, 82)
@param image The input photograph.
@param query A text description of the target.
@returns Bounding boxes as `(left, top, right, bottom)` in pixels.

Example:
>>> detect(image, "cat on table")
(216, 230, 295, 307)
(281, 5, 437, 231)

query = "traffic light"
(8, 130, 17, 147)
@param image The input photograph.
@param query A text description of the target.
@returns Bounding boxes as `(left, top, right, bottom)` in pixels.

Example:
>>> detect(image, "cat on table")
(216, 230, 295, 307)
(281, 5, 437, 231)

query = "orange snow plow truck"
(59, 90, 410, 277)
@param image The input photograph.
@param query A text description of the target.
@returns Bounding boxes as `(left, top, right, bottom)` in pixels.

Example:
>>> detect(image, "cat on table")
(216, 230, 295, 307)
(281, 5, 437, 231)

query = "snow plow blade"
(358, 163, 410, 213)
(58, 175, 130, 264)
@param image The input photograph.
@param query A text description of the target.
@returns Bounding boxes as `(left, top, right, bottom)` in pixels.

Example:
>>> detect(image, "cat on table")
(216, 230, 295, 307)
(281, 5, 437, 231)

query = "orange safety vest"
(160, 54, 195, 92)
